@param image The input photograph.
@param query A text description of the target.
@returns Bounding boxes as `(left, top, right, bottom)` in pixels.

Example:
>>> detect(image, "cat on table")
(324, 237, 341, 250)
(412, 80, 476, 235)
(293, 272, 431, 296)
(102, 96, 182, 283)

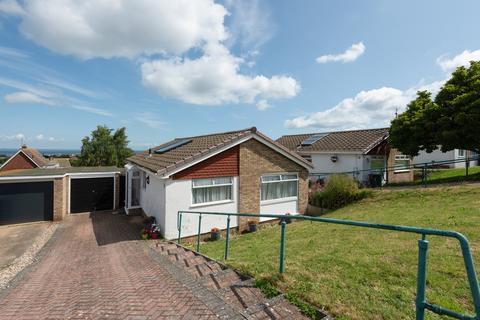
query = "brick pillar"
(114, 174, 120, 210)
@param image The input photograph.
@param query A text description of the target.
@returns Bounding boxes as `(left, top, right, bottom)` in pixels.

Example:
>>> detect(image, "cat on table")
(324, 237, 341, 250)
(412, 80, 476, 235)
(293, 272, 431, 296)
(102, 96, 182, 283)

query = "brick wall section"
(114, 174, 120, 209)
(173, 146, 239, 180)
(0, 152, 37, 171)
(387, 148, 414, 183)
(53, 176, 69, 221)
(238, 139, 308, 230)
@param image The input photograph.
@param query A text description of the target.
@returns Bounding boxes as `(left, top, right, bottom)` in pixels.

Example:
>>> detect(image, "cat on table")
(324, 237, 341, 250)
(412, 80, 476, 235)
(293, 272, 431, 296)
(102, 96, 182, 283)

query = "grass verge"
(197, 185, 480, 319)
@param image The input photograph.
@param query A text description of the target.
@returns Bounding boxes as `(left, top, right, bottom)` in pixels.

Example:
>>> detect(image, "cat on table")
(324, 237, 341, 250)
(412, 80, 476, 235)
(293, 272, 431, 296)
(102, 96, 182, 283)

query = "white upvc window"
(192, 177, 233, 205)
(458, 149, 465, 157)
(394, 155, 410, 173)
(141, 171, 147, 189)
(261, 173, 298, 201)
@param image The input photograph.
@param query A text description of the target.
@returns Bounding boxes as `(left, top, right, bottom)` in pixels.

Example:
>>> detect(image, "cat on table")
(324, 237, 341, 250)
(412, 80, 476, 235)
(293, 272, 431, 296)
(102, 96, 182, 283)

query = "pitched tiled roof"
(128, 127, 312, 175)
(276, 128, 389, 154)
(21, 147, 49, 167)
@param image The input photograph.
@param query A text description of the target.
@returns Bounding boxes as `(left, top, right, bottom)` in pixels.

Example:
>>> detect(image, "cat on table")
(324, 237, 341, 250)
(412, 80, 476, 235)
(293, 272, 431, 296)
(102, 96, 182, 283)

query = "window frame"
(191, 176, 234, 206)
(260, 173, 299, 203)
(394, 154, 410, 173)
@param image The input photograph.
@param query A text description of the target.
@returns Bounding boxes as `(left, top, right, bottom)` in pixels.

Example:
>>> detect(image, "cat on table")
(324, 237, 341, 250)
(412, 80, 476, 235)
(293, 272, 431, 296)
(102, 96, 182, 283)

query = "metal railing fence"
(177, 210, 480, 320)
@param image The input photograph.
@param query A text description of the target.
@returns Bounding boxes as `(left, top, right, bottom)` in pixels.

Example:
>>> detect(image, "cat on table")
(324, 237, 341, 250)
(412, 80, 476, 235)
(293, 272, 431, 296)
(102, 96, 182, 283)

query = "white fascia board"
(0, 149, 23, 170)
(0, 175, 64, 182)
(298, 150, 363, 155)
(67, 172, 119, 179)
(0, 171, 120, 181)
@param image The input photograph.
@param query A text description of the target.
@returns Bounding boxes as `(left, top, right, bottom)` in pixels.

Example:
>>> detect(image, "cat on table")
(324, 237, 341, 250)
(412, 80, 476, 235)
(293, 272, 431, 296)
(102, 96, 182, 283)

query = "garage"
(0, 181, 53, 225)
(70, 177, 114, 213)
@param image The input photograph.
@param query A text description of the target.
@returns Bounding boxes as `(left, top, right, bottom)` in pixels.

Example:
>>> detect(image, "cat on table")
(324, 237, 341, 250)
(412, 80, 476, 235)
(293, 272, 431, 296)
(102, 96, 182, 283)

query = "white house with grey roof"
(276, 128, 413, 185)
(125, 127, 313, 240)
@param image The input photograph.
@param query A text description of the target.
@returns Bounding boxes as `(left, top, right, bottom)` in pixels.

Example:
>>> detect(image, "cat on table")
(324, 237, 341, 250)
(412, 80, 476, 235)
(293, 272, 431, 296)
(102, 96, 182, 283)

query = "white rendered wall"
(310, 153, 368, 182)
(413, 149, 456, 168)
(139, 171, 166, 235)
(163, 177, 239, 239)
(260, 197, 298, 222)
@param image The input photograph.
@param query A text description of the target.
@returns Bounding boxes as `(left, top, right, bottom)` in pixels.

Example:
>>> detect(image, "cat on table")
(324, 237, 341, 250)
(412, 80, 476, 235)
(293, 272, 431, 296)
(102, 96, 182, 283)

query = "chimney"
(21, 144, 27, 149)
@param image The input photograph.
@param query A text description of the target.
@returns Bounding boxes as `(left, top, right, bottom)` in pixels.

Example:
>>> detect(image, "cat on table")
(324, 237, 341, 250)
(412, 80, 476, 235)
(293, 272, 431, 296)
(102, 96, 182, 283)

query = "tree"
(389, 61, 480, 156)
(77, 125, 134, 167)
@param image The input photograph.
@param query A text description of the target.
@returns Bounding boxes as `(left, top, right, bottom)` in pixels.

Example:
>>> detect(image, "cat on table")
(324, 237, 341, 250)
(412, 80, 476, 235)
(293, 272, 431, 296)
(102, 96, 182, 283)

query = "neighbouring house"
(276, 128, 414, 186)
(0, 145, 70, 172)
(125, 127, 313, 239)
(0, 167, 123, 225)
(413, 148, 478, 168)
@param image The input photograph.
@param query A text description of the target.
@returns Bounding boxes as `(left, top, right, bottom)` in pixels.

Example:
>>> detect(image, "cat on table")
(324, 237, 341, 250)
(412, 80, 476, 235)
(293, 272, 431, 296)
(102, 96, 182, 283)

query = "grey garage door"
(70, 177, 114, 213)
(0, 181, 54, 225)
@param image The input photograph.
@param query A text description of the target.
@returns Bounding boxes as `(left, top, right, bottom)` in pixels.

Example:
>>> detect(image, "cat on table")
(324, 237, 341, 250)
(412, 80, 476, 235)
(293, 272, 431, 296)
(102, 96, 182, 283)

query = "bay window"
(261, 173, 298, 201)
(192, 177, 233, 204)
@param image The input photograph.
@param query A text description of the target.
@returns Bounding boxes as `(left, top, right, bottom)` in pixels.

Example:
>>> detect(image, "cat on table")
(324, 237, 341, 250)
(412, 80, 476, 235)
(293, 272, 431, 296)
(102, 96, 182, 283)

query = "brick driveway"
(0, 212, 220, 320)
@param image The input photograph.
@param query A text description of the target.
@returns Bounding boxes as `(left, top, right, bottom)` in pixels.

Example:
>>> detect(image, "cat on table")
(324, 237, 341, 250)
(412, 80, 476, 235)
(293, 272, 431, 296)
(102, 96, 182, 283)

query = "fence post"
(177, 212, 182, 244)
(197, 214, 202, 252)
(225, 215, 231, 260)
(423, 163, 428, 188)
(416, 236, 429, 320)
(466, 155, 470, 178)
(279, 219, 287, 273)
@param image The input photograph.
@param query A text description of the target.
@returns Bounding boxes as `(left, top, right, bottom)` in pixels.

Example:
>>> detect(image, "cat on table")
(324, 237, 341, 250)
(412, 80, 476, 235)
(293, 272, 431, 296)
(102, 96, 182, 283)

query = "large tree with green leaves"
(390, 61, 480, 156)
(77, 125, 134, 167)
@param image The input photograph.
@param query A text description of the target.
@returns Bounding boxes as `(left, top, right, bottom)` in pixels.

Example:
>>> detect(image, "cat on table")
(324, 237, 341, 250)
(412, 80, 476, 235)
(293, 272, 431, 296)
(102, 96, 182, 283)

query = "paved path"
(0, 212, 220, 319)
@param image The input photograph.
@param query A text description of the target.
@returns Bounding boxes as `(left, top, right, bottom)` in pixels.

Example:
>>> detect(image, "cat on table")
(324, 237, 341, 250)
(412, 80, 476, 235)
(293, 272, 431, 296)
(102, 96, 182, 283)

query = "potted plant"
(143, 216, 156, 230)
(150, 224, 162, 240)
(247, 220, 258, 232)
(211, 227, 221, 241)
(140, 228, 150, 240)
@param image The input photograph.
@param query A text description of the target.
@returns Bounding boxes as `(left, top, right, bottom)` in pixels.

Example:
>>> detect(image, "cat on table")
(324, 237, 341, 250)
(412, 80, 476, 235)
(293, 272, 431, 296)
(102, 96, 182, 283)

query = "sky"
(0, 0, 480, 149)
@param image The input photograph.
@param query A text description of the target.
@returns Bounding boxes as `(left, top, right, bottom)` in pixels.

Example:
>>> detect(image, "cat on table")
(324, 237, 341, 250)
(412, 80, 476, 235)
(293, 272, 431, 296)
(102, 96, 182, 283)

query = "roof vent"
(300, 133, 328, 146)
(154, 139, 192, 154)
(21, 144, 27, 149)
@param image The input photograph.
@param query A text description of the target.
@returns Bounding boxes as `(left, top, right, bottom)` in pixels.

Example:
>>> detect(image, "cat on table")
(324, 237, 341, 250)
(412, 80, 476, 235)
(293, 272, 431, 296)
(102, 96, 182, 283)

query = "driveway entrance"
(0, 212, 218, 319)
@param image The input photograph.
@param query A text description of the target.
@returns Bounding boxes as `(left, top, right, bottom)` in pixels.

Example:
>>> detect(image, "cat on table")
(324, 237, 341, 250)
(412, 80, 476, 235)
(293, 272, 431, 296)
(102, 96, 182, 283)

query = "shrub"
(309, 174, 371, 209)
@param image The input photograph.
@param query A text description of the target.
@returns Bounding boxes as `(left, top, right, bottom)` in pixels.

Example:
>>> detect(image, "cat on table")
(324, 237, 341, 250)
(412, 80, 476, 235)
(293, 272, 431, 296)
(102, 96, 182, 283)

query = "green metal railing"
(176, 210, 480, 320)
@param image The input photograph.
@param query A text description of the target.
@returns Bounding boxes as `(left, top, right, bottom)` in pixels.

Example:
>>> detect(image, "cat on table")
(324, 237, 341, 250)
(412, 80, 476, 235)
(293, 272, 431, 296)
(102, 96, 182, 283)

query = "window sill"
(190, 199, 234, 208)
(394, 170, 410, 174)
(260, 196, 298, 205)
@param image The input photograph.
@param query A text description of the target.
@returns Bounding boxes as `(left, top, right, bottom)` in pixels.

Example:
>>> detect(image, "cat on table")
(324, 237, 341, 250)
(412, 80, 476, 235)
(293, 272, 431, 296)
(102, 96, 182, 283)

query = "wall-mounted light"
(146, 176, 150, 184)
(331, 155, 338, 162)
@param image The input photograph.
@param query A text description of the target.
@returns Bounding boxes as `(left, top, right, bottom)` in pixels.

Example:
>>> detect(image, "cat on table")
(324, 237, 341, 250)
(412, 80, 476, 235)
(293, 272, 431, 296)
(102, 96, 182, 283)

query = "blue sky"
(0, 0, 479, 149)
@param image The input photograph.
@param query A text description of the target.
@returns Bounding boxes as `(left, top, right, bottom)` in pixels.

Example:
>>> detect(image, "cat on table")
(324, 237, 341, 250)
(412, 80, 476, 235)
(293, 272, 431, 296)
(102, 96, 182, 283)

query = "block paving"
(0, 211, 309, 319)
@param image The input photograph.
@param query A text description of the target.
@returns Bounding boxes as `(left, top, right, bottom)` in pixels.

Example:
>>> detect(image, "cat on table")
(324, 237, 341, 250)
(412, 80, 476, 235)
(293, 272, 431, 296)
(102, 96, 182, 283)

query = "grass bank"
(197, 185, 480, 319)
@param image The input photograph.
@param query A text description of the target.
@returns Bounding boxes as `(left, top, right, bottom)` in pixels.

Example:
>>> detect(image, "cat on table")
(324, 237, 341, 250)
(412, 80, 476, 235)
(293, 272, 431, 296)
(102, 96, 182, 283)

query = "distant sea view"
(0, 148, 80, 157)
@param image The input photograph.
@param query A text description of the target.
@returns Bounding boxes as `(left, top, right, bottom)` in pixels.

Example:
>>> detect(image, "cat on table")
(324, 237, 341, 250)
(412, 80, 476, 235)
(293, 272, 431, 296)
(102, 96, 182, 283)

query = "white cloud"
(135, 112, 165, 129)
(436, 49, 480, 72)
(0, 133, 25, 141)
(71, 105, 112, 117)
(256, 99, 271, 111)
(1, 0, 299, 106)
(4, 91, 55, 105)
(224, 0, 274, 50)
(0, 46, 28, 58)
(316, 42, 365, 64)
(34, 134, 60, 142)
(0, 0, 24, 15)
(285, 80, 445, 131)
(142, 43, 299, 105)
(5, 0, 227, 59)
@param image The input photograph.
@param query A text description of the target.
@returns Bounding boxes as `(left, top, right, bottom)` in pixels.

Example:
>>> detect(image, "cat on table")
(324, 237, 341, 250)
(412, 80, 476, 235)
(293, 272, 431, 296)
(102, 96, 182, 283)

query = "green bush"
(309, 174, 371, 209)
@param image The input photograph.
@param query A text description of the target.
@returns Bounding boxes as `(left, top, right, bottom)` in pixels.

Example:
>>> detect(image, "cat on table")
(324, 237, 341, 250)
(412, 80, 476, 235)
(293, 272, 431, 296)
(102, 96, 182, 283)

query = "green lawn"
(197, 185, 480, 319)
(426, 166, 480, 183)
